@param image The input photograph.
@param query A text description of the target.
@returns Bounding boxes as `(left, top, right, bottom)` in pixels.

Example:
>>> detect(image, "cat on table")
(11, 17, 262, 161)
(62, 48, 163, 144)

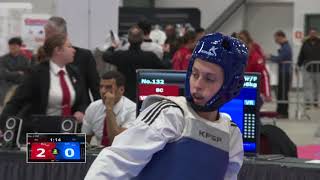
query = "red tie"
(58, 70, 72, 116)
(101, 116, 110, 146)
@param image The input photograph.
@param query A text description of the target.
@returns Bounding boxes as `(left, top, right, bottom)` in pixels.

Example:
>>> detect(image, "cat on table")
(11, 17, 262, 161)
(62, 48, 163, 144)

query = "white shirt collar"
(50, 60, 67, 75)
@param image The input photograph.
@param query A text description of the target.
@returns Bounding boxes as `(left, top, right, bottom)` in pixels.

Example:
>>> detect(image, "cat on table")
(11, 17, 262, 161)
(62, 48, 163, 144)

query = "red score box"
(30, 142, 56, 160)
(138, 84, 180, 100)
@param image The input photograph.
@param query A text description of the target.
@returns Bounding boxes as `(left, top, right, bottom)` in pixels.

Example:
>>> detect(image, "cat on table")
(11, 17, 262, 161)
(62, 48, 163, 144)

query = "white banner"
(0, 3, 32, 55)
(21, 14, 51, 52)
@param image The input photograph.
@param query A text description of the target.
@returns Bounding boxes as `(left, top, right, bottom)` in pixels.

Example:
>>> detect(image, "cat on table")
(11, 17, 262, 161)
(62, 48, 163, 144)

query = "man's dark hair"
(128, 25, 144, 44)
(195, 27, 205, 34)
(181, 30, 197, 44)
(8, 37, 23, 46)
(137, 20, 152, 35)
(231, 32, 238, 38)
(101, 71, 126, 87)
(275, 30, 286, 38)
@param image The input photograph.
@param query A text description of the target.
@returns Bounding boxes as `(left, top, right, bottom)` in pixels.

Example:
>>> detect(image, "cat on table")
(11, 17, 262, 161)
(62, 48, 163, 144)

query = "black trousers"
(276, 69, 291, 116)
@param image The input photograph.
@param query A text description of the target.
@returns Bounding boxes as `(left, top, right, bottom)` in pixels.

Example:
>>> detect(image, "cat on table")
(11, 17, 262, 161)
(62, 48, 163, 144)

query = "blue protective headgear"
(185, 33, 248, 112)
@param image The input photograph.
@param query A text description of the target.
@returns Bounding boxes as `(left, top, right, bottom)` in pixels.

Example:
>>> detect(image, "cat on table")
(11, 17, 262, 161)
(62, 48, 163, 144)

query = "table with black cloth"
(0, 150, 96, 180)
(1, 150, 320, 180)
(240, 157, 320, 180)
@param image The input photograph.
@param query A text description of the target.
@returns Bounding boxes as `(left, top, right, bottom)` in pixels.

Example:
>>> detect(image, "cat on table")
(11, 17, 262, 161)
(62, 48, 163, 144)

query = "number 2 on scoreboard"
(36, 148, 46, 157)
(30, 142, 56, 160)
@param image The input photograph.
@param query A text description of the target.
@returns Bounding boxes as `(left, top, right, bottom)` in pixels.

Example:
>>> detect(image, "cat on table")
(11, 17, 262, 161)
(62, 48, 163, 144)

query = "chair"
(260, 111, 279, 125)
(259, 124, 297, 157)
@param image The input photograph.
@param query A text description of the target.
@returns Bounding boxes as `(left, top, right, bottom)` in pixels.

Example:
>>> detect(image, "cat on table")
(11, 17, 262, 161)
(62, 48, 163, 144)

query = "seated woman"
(0, 33, 86, 137)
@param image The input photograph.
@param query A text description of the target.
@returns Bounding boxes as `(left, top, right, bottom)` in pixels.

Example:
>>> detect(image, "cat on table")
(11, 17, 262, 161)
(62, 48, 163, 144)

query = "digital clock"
(26, 133, 86, 163)
(49, 138, 61, 142)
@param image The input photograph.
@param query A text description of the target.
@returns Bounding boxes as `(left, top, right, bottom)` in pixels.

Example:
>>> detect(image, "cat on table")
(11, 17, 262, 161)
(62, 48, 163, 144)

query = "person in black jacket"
(298, 28, 320, 107)
(0, 34, 87, 139)
(103, 25, 165, 101)
(44, 16, 100, 107)
(0, 37, 31, 106)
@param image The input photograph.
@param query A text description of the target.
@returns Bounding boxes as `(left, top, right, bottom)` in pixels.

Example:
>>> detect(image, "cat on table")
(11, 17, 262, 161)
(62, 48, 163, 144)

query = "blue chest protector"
(133, 96, 230, 180)
(133, 137, 229, 180)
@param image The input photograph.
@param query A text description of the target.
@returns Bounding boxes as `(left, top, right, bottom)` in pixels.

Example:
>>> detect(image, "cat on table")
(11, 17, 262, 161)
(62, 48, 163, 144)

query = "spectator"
(0, 37, 31, 106)
(44, 16, 100, 107)
(297, 28, 320, 108)
(164, 24, 176, 40)
(137, 20, 164, 59)
(20, 44, 33, 61)
(85, 33, 248, 180)
(231, 32, 238, 38)
(103, 25, 165, 102)
(150, 24, 167, 45)
(195, 27, 206, 40)
(267, 30, 292, 118)
(120, 20, 164, 60)
(172, 30, 197, 70)
(82, 71, 136, 146)
(163, 24, 179, 68)
(0, 33, 87, 139)
(239, 30, 272, 103)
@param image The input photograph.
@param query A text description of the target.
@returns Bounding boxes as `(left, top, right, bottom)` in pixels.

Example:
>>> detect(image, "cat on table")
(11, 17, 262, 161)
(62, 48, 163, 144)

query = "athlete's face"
(189, 59, 224, 106)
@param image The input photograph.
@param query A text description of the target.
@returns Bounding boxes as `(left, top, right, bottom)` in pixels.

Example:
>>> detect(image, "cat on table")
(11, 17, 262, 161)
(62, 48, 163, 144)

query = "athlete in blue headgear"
(85, 33, 248, 180)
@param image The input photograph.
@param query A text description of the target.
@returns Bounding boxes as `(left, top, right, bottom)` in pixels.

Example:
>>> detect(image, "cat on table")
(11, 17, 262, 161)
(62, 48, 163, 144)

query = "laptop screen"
(136, 69, 260, 154)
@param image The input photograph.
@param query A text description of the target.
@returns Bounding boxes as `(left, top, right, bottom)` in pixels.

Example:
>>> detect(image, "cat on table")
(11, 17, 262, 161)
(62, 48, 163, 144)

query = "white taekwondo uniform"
(85, 95, 243, 180)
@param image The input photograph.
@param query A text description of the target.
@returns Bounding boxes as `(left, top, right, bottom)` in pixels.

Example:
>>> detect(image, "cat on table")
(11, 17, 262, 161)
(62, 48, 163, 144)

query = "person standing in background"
(195, 27, 205, 40)
(239, 30, 272, 104)
(172, 30, 197, 70)
(136, 20, 164, 60)
(44, 16, 100, 107)
(297, 28, 320, 108)
(0, 33, 86, 139)
(163, 24, 179, 68)
(119, 20, 164, 60)
(103, 25, 165, 102)
(267, 30, 292, 119)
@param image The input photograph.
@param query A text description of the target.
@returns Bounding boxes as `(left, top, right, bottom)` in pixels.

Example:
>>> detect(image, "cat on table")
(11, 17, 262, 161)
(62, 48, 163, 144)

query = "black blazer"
(103, 46, 165, 101)
(0, 61, 87, 129)
(72, 47, 100, 106)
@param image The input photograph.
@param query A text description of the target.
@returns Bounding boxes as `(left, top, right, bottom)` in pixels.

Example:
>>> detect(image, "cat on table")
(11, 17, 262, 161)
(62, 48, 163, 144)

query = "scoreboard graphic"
(27, 133, 86, 163)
